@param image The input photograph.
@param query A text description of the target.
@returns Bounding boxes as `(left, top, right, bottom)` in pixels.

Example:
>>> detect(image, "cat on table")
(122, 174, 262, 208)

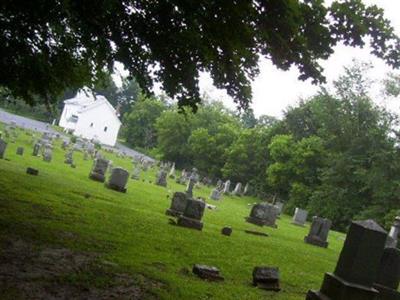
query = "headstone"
(246, 202, 279, 228)
(0, 139, 7, 159)
(16, 147, 24, 156)
(274, 202, 284, 215)
(166, 192, 188, 217)
(155, 168, 168, 187)
(210, 188, 222, 201)
(61, 140, 69, 150)
(106, 167, 129, 193)
(192, 265, 224, 281)
(42, 147, 52, 162)
(89, 158, 109, 182)
(232, 182, 243, 196)
(304, 216, 332, 248)
(243, 183, 250, 195)
(386, 216, 400, 248)
(216, 179, 223, 190)
(373, 247, 400, 300)
(185, 171, 198, 198)
(32, 143, 41, 156)
(131, 165, 141, 180)
(26, 167, 39, 176)
(252, 267, 281, 291)
(168, 163, 176, 178)
(223, 180, 231, 194)
(221, 227, 232, 236)
(64, 150, 74, 164)
(177, 198, 205, 231)
(306, 219, 387, 300)
(83, 151, 89, 160)
(292, 207, 308, 226)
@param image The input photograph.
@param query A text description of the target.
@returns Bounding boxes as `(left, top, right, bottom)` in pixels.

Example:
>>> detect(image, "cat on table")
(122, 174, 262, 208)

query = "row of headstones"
(0, 137, 53, 162)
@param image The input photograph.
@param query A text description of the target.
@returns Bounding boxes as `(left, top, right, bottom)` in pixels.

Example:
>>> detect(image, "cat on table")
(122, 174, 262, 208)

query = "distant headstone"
(232, 182, 242, 196)
(177, 198, 205, 231)
(61, 140, 69, 150)
(292, 208, 308, 226)
(42, 147, 52, 162)
(16, 147, 24, 156)
(185, 170, 199, 198)
(192, 264, 224, 281)
(166, 192, 188, 217)
(306, 219, 387, 300)
(64, 150, 74, 164)
(210, 188, 222, 201)
(32, 143, 41, 156)
(131, 165, 141, 180)
(243, 183, 250, 195)
(26, 167, 39, 176)
(155, 168, 168, 187)
(223, 180, 231, 194)
(252, 267, 281, 291)
(168, 163, 176, 178)
(89, 158, 109, 182)
(386, 216, 400, 248)
(0, 139, 7, 159)
(373, 247, 400, 300)
(83, 151, 89, 160)
(304, 216, 332, 248)
(106, 167, 129, 193)
(221, 226, 232, 236)
(246, 202, 278, 228)
(274, 202, 284, 215)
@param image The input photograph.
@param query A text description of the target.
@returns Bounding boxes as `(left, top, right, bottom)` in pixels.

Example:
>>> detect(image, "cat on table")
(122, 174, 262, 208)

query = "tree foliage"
(1, 0, 399, 110)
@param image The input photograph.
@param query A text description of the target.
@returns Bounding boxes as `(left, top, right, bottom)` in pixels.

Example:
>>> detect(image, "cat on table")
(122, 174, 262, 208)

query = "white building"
(59, 88, 121, 146)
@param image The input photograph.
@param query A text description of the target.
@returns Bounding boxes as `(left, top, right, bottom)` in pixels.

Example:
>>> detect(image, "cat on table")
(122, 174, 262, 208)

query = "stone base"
(291, 221, 305, 227)
(89, 173, 105, 183)
(106, 183, 127, 193)
(177, 216, 203, 231)
(26, 167, 39, 176)
(304, 235, 328, 248)
(165, 209, 182, 217)
(246, 217, 277, 228)
(306, 273, 379, 300)
(373, 283, 400, 300)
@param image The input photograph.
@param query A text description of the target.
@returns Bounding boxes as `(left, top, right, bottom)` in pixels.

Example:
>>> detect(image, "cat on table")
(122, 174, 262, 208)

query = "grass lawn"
(0, 123, 345, 299)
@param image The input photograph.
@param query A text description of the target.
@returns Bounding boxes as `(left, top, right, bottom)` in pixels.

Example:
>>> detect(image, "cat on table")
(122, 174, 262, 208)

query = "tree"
(124, 95, 167, 149)
(1, 1, 399, 111)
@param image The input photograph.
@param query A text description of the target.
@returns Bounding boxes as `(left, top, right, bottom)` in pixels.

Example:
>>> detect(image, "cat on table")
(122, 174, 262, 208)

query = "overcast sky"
(198, 0, 400, 118)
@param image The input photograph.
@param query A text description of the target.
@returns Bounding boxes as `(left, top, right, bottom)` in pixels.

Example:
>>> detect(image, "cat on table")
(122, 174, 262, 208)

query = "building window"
(90, 123, 94, 127)
(104, 126, 108, 132)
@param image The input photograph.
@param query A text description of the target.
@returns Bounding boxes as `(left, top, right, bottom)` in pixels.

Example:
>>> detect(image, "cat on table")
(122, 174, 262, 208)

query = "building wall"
(73, 103, 121, 146)
(59, 104, 81, 130)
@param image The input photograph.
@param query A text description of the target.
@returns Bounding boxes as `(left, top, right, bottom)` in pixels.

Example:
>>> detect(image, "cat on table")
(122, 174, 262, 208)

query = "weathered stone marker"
(246, 202, 279, 228)
(26, 167, 39, 176)
(386, 216, 400, 248)
(42, 147, 52, 162)
(0, 138, 7, 159)
(177, 198, 205, 231)
(165, 192, 188, 217)
(306, 219, 387, 300)
(292, 207, 308, 226)
(223, 180, 231, 194)
(89, 158, 109, 182)
(64, 150, 73, 164)
(304, 216, 332, 248)
(32, 143, 41, 156)
(221, 226, 232, 236)
(243, 183, 250, 195)
(131, 165, 141, 180)
(373, 247, 400, 300)
(155, 168, 168, 187)
(210, 188, 222, 200)
(16, 147, 24, 156)
(253, 267, 281, 291)
(274, 201, 284, 215)
(106, 167, 129, 192)
(192, 264, 224, 281)
(232, 182, 242, 196)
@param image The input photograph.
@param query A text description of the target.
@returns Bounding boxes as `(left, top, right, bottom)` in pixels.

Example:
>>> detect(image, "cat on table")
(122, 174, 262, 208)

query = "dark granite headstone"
(252, 267, 280, 291)
(306, 219, 387, 300)
(221, 227, 232, 236)
(0, 138, 7, 159)
(89, 158, 109, 182)
(106, 167, 129, 192)
(373, 247, 400, 300)
(32, 143, 41, 156)
(177, 198, 205, 231)
(304, 216, 332, 248)
(26, 167, 39, 176)
(192, 264, 224, 281)
(16, 147, 24, 156)
(246, 202, 278, 228)
(166, 192, 188, 217)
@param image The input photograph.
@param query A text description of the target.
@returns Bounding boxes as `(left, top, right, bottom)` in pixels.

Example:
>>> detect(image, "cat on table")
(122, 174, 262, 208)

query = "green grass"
(0, 123, 345, 299)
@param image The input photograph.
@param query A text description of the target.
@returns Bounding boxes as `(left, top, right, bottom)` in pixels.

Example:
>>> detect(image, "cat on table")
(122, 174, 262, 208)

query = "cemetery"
(1, 122, 399, 300)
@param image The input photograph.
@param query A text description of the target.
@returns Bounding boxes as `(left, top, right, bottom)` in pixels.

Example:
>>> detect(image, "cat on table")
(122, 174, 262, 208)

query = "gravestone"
(32, 143, 41, 156)
(221, 226, 232, 236)
(216, 179, 223, 190)
(131, 165, 141, 180)
(185, 170, 199, 198)
(0, 139, 7, 159)
(177, 198, 206, 231)
(83, 151, 89, 160)
(89, 158, 109, 182)
(243, 183, 250, 195)
(274, 202, 284, 215)
(168, 163, 176, 178)
(61, 140, 69, 150)
(246, 202, 278, 228)
(304, 216, 332, 248)
(306, 219, 387, 300)
(106, 167, 129, 193)
(42, 147, 52, 162)
(26, 167, 39, 176)
(223, 180, 231, 194)
(16, 147, 24, 156)
(386, 216, 400, 248)
(292, 208, 308, 226)
(155, 168, 168, 187)
(253, 267, 280, 291)
(192, 264, 224, 281)
(166, 192, 188, 217)
(64, 150, 74, 164)
(373, 247, 400, 300)
(232, 182, 243, 196)
(210, 188, 222, 201)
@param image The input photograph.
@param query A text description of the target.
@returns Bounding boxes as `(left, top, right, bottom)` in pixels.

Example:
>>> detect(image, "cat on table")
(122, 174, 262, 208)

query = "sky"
(197, 0, 400, 118)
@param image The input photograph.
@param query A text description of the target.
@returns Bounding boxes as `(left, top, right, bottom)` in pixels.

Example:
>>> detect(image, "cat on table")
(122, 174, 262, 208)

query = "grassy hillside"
(0, 123, 345, 299)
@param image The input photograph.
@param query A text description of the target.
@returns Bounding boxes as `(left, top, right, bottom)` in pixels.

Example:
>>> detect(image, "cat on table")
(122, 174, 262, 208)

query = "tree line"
(122, 62, 400, 232)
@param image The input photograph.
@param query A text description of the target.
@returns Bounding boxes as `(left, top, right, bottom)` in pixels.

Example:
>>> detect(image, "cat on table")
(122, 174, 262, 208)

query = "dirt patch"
(0, 238, 163, 299)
